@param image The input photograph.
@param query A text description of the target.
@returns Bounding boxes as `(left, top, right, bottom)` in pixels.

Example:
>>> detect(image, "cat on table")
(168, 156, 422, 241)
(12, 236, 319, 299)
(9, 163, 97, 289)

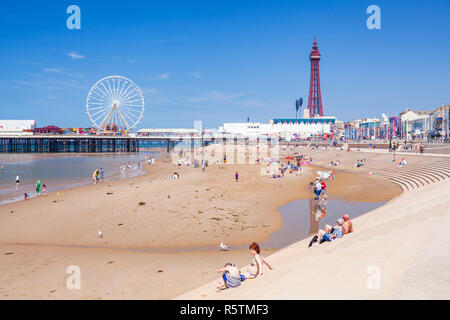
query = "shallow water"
(4, 199, 386, 256)
(262, 199, 385, 249)
(0, 152, 163, 205)
(22, 198, 384, 254)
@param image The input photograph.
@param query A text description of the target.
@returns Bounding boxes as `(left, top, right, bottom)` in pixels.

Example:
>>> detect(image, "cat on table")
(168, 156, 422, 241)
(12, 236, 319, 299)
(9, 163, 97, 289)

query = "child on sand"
(42, 184, 47, 195)
(235, 172, 239, 182)
(24, 193, 29, 200)
(216, 263, 245, 289)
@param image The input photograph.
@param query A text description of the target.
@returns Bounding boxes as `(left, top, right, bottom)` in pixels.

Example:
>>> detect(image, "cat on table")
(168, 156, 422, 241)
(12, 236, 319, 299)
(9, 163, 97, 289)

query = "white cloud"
(43, 68, 73, 76)
(14, 80, 33, 86)
(158, 73, 171, 80)
(240, 100, 265, 107)
(183, 90, 245, 103)
(144, 88, 158, 94)
(66, 51, 85, 60)
(127, 58, 137, 64)
(192, 71, 204, 79)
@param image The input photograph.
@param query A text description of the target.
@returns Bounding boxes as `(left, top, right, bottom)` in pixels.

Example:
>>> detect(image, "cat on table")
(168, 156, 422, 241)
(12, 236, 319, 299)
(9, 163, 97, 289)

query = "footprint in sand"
(5, 252, 14, 255)
(138, 202, 146, 206)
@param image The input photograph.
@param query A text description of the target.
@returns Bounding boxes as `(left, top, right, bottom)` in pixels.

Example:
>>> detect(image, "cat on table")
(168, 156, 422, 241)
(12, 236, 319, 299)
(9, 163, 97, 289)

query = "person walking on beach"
(16, 175, 20, 189)
(314, 179, 322, 199)
(320, 180, 327, 199)
(42, 184, 47, 196)
(100, 168, 104, 182)
(36, 180, 41, 195)
(92, 169, 99, 184)
(235, 171, 239, 182)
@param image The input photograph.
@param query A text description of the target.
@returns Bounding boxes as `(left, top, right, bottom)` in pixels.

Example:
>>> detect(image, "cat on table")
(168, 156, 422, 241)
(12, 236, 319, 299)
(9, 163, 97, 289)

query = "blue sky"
(0, 0, 449, 129)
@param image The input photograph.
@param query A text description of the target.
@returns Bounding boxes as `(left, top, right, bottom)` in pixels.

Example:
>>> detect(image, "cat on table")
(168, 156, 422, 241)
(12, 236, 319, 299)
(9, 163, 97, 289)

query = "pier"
(0, 135, 156, 153)
(0, 135, 281, 153)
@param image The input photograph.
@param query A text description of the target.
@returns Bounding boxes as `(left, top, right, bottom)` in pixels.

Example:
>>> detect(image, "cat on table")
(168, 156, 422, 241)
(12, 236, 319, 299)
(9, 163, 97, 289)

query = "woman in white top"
(246, 242, 273, 279)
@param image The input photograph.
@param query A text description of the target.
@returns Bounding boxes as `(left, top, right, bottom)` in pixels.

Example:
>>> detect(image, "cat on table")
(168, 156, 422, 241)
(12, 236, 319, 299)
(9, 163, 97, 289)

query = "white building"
(400, 110, 433, 140)
(219, 118, 336, 140)
(137, 128, 200, 137)
(0, 120, 36, 136)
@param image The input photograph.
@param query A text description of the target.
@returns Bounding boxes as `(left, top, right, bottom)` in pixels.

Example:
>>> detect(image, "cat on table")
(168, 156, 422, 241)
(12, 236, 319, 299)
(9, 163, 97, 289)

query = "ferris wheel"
(86, 76, 144, 133)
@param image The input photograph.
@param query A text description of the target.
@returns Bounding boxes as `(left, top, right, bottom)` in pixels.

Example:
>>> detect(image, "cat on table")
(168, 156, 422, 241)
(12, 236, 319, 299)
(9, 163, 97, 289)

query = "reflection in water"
(309, 197, 328, 236)
(262, 199, 385, 249)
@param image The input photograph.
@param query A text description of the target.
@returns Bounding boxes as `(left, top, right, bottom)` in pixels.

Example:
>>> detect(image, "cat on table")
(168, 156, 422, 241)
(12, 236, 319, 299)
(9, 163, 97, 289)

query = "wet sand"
(0, 148, 402, 299)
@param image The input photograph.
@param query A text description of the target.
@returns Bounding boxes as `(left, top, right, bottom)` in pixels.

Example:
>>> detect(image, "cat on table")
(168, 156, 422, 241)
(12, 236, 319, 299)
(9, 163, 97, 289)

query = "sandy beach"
(0, 145, 406, 299)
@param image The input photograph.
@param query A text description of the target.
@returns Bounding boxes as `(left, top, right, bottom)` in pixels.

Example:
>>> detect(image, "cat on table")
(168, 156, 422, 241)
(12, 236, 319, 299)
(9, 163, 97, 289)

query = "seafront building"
(0, 120, 36, 136)
(399, 105, 450, 140)
(432, 105, 450, 139)
(219, 117, 336, 140)
(137, 128, 200, 137)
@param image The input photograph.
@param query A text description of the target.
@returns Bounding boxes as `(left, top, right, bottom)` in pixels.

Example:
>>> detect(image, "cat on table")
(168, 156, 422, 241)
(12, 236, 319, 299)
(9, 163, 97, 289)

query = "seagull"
(220, 242, 230, 251)
(98, 228, 103, 238)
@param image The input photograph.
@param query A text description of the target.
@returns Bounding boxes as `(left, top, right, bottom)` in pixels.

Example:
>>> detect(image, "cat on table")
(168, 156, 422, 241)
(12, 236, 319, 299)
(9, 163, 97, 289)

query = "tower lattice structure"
(307, 36, 324, 118)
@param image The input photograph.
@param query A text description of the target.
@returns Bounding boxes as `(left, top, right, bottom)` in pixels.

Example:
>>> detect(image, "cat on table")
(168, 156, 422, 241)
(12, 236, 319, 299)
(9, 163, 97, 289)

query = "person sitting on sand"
(325, 224, 338, 239)
(318, 229, 334, 244)
(216, 263, 245, 290)
(398, 158, 407, 167)
(330, 218, 345, 238)
(24, 193, 29, 200)
(244, 242, 273, 279)
(343, 214, 353, 234)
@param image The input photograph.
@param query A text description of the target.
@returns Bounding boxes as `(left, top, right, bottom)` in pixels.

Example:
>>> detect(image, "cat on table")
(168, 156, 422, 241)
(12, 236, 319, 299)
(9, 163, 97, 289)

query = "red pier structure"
(307, 36, 324, 118)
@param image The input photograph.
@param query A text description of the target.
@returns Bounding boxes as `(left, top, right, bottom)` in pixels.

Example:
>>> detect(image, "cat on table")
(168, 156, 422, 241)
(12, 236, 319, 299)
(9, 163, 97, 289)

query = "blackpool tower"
(307, 36, 324, 118)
